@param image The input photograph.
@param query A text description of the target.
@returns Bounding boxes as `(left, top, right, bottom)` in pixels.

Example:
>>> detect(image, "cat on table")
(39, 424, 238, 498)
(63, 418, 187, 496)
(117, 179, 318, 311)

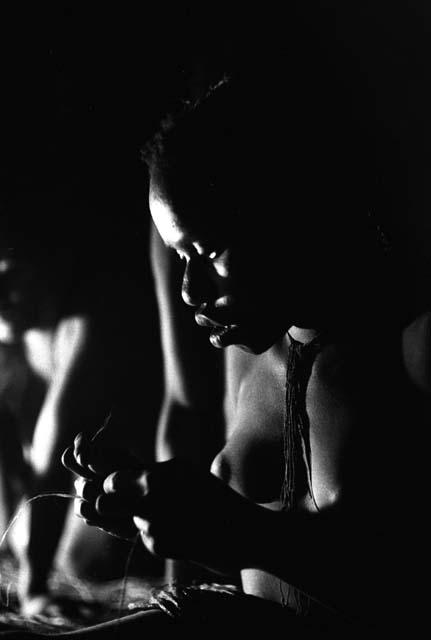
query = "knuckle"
(133, 515, 153, 537)
(95, 494, 107, 514)
(73, 433, 83, 447)
(138, 470, 152, 493)
(75, 498, 98, 521)
(103, 471, 120, 493)
(74, 478, 84, 496)
(137, 519, 167, 556)
(61, 447, 73, 467)
(73, 498, 84, 518)
(140, 532, 157, 555)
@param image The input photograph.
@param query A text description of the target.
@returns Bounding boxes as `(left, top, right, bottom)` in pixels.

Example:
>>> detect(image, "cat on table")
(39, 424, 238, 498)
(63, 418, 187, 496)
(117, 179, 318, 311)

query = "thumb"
(103, 468, 146, 495)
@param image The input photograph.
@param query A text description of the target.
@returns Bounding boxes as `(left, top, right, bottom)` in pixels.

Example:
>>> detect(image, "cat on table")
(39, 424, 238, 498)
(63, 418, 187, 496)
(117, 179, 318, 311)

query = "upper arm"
(150, 223, 225, 463)
(150, 221, 224, 411)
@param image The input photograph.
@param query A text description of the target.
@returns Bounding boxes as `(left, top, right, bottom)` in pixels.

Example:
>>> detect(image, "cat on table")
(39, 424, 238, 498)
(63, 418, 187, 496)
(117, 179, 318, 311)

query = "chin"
(235, 341, 273, 355)
(233, 329, 286, 355)
(208, 319, 287, 354)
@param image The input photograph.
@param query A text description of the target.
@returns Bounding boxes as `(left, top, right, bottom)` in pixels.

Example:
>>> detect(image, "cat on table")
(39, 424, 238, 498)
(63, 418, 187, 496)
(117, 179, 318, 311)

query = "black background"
(0, 0, 429, 584)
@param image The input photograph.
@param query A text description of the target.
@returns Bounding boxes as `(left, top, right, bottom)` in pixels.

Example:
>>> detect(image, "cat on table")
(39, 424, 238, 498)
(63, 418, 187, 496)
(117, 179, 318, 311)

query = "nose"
(181, 256, 217, 306)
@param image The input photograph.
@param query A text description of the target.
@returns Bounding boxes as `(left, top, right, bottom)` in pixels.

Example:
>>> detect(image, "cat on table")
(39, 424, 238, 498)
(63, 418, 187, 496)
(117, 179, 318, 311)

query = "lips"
(195, 313, 229, 329)
(194, 309, 253, 351)
(194, 302, 239, 328)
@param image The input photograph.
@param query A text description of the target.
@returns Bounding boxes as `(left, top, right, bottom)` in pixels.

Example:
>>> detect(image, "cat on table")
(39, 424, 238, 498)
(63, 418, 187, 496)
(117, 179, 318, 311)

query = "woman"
(3, 8, 429, 636)
(67, 56, 429, 634)
(0, 194, 159, 621)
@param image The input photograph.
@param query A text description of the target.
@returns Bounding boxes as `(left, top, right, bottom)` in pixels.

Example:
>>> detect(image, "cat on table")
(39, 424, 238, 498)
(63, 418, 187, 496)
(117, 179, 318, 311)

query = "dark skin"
(0, 251, 150, 619)
(55, 170, 431, 635)
(0, 174, 428, 637)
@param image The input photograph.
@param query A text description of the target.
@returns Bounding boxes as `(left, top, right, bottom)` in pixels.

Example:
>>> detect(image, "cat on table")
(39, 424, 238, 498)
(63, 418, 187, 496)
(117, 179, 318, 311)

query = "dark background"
(0, 3, 429, 277)
(0, 4, 242, 456)
(0, 1, 429, 580)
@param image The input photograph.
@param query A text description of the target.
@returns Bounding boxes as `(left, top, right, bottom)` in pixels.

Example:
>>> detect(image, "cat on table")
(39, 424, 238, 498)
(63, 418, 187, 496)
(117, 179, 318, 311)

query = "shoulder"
(51, 315, 93, 371)
(402, 311, 431, 394)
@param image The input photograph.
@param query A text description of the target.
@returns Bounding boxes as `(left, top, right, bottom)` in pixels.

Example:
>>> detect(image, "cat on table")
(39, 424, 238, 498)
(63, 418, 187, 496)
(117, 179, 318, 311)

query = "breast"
(211, 348, 286, 504)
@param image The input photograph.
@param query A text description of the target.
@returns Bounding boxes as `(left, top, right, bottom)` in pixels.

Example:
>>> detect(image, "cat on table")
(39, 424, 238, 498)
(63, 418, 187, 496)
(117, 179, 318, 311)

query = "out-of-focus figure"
(0, 190, 161, 618)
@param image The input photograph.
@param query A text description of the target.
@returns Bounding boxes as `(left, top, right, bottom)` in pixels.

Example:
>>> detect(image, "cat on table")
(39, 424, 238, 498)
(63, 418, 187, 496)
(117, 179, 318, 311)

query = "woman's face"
(149, 171, 299, 354)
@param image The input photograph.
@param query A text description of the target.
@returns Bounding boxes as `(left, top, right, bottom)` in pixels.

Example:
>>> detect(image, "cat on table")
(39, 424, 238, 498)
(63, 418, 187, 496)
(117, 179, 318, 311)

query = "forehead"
(149, 170, 238, 249)
(149, 188, 186, 248)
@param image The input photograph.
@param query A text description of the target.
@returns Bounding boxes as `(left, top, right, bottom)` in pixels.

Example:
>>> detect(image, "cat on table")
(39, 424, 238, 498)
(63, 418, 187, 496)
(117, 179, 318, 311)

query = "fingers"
(74, 432, 112, 476)
(62, 445, 97, 480)
(103, 469, 146, 494)
(65, 434, 151, 544)
(133, 516, 175, 559)
(97, 472, 149, 516)
(61, 432, 99, 479)
(73, 432, 92, 468)
(74, 496, 100, 522)
(73, 477, 138, 541)
(73, 472, 146, 518)
(95, 492, 138, 517)
(76, 432, 141, 476)
(62, 432, 142, 480)
(74, 477, 103, 501)
(73, 499, 137, 540)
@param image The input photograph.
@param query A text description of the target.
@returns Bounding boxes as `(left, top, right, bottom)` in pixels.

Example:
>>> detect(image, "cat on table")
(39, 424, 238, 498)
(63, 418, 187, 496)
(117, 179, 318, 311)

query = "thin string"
(117, 533, 141, 617)
(0, 493, 76, 552)
(281, 335, 322, 513)
(0, 493, 77, 611)
(279, 332, 324, 613)
(0, 410, 145, 620)
(0, 494, 143, 621)
(0, 408, 116, 554)
(90, 410, 113, 443)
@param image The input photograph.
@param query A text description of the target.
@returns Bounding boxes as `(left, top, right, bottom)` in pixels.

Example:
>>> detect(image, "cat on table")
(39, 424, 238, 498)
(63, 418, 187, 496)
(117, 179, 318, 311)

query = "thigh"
(0, 408, 27, 485)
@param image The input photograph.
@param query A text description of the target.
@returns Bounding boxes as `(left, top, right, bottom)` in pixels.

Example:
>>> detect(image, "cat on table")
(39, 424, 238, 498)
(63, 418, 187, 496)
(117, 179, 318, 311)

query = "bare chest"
(212, 336, 407, 509)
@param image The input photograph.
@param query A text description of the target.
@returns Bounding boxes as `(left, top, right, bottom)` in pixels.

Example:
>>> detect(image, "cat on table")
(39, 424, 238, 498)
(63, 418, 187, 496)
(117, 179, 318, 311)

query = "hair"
(141, 39, 382, 236)
(142, 16, 424, 321)
(142, 76, 244, 213)
(144, 77, 391, 290)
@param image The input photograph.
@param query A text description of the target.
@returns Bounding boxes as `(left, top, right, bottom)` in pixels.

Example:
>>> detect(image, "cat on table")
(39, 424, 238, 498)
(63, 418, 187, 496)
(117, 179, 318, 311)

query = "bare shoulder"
(402, 311, 431, 394)
(52, 315, 91, 370)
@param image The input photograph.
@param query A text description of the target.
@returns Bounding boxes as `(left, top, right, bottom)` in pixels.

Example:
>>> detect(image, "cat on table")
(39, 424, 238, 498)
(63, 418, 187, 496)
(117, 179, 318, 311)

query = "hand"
(61, 432, 142, 540)
(62, 431, 141, 478)
(96, 458, 262, 574)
